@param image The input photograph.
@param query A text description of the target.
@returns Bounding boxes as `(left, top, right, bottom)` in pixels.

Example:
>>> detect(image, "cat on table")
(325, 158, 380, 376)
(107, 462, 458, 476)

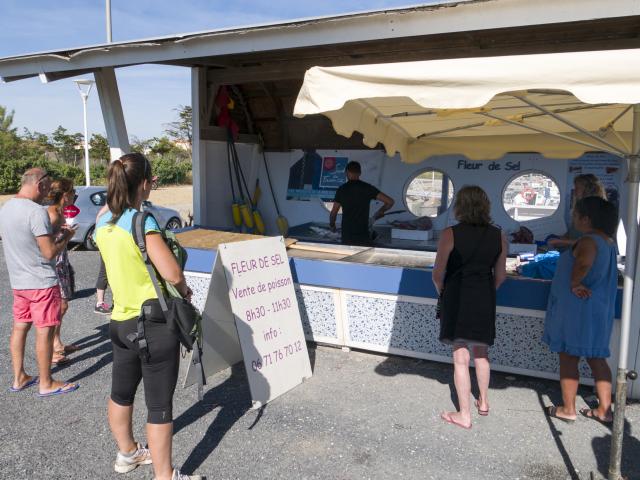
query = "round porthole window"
(404, 169, 454, 217)
(503, 171, 560, 221)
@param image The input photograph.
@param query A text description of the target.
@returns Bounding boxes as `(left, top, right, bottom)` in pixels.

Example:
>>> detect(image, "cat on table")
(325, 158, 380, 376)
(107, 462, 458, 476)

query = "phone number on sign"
(251, 341, 304, 372)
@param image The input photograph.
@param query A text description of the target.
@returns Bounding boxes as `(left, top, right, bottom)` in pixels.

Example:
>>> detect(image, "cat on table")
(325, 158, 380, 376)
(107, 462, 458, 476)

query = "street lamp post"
(106, 0, 112, 42)
(73, 79, 95, 187)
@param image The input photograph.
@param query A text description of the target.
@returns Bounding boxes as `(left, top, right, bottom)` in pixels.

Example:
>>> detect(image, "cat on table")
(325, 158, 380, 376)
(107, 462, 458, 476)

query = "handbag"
(130, 211, 206, 400)
(436, 225, 491, 320)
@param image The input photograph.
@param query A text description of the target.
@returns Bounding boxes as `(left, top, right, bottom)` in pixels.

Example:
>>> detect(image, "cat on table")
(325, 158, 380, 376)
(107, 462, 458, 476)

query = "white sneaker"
(167, 468, 202, 480)
(114, 442, 152, 473)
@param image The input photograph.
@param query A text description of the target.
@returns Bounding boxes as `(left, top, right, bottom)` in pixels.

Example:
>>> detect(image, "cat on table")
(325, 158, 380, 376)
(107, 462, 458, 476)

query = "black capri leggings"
(96, 255, 109, 291)
(109, 310, 179, 424)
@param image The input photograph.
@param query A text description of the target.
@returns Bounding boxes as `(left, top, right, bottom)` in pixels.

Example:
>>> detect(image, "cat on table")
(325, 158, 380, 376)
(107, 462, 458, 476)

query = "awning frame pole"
(601, 105, 633, 152)
(410, 104, 611, 139)
(609, 128, 630, 153)
(417, 106, 613, 141)
(608, 104, 640, 480)
(515, 96, 628, 156)
(477, 111, 625, 158)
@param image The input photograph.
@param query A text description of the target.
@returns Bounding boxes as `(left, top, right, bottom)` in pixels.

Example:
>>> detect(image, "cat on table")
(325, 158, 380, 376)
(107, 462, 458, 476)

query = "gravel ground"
(0, 247, 639, 480)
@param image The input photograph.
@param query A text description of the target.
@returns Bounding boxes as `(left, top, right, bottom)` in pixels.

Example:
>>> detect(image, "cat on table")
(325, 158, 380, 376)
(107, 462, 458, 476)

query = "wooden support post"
(94, 67, 130, 160)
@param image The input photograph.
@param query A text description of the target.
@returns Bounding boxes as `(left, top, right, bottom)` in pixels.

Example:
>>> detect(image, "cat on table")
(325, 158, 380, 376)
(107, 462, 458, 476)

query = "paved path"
(0, 248, 639, 479)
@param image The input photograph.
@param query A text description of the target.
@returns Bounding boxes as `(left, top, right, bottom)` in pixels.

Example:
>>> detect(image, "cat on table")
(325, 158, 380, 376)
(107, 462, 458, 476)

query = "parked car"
(69, 186, 183, 250)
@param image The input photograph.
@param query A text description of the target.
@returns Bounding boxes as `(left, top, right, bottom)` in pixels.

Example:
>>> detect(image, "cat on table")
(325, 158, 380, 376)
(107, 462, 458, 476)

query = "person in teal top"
(548, 173, 607, 251)
(543, 196, 619, 424)
(96, 153, 200, 480)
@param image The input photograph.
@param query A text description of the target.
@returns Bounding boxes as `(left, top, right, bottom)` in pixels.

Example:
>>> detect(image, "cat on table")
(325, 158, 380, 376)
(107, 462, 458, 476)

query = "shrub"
(0, 159, 29, 193)
(0, 158, 85, 193)
(90, 163, 108, 185)
(151, 156, 191, 185)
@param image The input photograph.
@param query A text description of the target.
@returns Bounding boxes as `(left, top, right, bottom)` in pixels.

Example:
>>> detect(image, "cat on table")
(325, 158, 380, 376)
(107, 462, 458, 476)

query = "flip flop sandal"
(440, 411, 472, 430)
(38, 383, 80, 398)
(51, 354, 69, 365)
(579, 407, 613, 425)
(545, 406, 576, 423)
(63, 344, 81, 353)
(9, 376, 39, 392)
(475, 400, 489, 416)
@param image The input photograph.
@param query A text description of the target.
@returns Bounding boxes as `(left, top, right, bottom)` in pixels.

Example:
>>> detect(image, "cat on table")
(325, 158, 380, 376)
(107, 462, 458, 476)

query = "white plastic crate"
(391, 228, 433, 241)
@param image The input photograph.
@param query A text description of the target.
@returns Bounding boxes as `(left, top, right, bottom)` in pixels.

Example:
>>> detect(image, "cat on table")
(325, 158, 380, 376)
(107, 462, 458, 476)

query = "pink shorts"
(12, 286, 62, 328)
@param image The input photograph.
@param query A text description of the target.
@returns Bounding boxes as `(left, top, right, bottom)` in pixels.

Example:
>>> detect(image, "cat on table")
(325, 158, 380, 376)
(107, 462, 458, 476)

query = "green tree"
(89, 133, 110, 163)
(148, 136, 189, 161)
(0, 105, 16, 134)
(0, 105, 91, 192)
(0, 106, 36, 168)
(52, 126, 83, 164)
(164, 105, 192, 148)
(130, 136, 153, 154)
(22, 128, 53, 152)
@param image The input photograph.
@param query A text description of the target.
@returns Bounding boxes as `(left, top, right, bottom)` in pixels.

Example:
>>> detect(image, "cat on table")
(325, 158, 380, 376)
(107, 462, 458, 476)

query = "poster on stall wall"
(565, 153, 622, 226)
(286, 150, 348, 201)
(319, 156, 349, 189)
(218, 236, 312, 407)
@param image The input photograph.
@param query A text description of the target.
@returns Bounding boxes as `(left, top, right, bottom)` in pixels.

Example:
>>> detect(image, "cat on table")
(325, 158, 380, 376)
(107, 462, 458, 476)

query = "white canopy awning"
(294, 48, 640, 163)
(295, 47, 640, 477)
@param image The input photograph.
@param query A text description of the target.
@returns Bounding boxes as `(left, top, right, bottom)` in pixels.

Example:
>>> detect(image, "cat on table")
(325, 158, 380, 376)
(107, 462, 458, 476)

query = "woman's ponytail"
(107, 153, 153, 224)
(107, 159, 129, 224)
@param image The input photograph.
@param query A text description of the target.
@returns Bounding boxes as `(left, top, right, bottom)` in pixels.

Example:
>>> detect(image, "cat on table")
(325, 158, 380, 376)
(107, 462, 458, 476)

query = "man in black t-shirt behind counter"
(329, 161, 394, 245)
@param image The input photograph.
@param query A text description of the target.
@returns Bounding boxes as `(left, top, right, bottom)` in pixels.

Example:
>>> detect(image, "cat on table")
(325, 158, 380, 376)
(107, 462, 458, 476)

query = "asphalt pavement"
(0, 248, 639, 480)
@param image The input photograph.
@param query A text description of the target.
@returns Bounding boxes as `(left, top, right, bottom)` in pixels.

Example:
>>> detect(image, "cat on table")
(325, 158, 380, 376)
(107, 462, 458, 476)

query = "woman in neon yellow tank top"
(96, 153, 201, 480)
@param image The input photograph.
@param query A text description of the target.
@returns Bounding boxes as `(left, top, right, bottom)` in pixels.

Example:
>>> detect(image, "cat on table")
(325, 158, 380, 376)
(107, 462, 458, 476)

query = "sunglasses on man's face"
(37, 173, 50, 184)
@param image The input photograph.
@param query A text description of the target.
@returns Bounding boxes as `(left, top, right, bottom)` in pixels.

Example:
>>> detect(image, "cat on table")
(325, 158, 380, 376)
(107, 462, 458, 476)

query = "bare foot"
(475, 398, 490, 415)
(12, 374, 36, 391)
(51, 352, 68, 365)
(441, 411, 472, 429)
(39, 379, 78, 396)
(546, 405, 577, 422)
(580, 407, 613, 423)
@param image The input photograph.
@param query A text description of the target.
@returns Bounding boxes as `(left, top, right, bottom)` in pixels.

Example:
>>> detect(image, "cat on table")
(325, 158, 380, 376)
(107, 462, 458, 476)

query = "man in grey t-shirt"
(0, 168, 78, 397)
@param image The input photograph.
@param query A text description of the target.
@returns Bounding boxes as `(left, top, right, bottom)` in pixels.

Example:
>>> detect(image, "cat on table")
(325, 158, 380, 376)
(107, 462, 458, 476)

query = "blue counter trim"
(184, 247, 622, 316)
(184, 248, 216, 273)
(289, 258, 623, 316)
(289, 258, 437, 297)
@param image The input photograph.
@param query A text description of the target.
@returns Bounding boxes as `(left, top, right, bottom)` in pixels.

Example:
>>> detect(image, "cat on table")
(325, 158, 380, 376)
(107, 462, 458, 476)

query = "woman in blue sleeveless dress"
(543, 196, 619, 424)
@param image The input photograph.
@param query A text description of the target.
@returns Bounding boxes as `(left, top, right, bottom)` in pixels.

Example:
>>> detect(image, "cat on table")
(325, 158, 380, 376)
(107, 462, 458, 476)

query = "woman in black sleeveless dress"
(432, 186, 507, 429)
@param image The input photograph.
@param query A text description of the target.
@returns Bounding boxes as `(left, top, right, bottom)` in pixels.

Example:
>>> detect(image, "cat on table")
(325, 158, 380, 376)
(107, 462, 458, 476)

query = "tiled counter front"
(339, 291, 596, 381)
(295, 285, 343, 344)
(183, 247, 624, 386)
(290, 257, 624, 385)
(184, 272, 213, 313)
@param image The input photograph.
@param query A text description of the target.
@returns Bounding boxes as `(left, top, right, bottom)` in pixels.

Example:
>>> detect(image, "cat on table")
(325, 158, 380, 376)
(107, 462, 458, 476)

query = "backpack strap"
(132, 211, 169, 314)
(191, 340, 205, 400)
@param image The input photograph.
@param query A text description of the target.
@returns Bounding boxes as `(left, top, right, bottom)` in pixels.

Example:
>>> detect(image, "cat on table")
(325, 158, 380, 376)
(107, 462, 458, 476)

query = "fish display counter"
(177, 228, 623, 386)
(287, 221, 439, 252)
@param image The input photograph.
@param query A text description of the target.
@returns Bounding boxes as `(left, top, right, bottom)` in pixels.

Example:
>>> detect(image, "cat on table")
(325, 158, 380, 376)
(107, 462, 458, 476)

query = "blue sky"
(0, 0, 427, 140)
